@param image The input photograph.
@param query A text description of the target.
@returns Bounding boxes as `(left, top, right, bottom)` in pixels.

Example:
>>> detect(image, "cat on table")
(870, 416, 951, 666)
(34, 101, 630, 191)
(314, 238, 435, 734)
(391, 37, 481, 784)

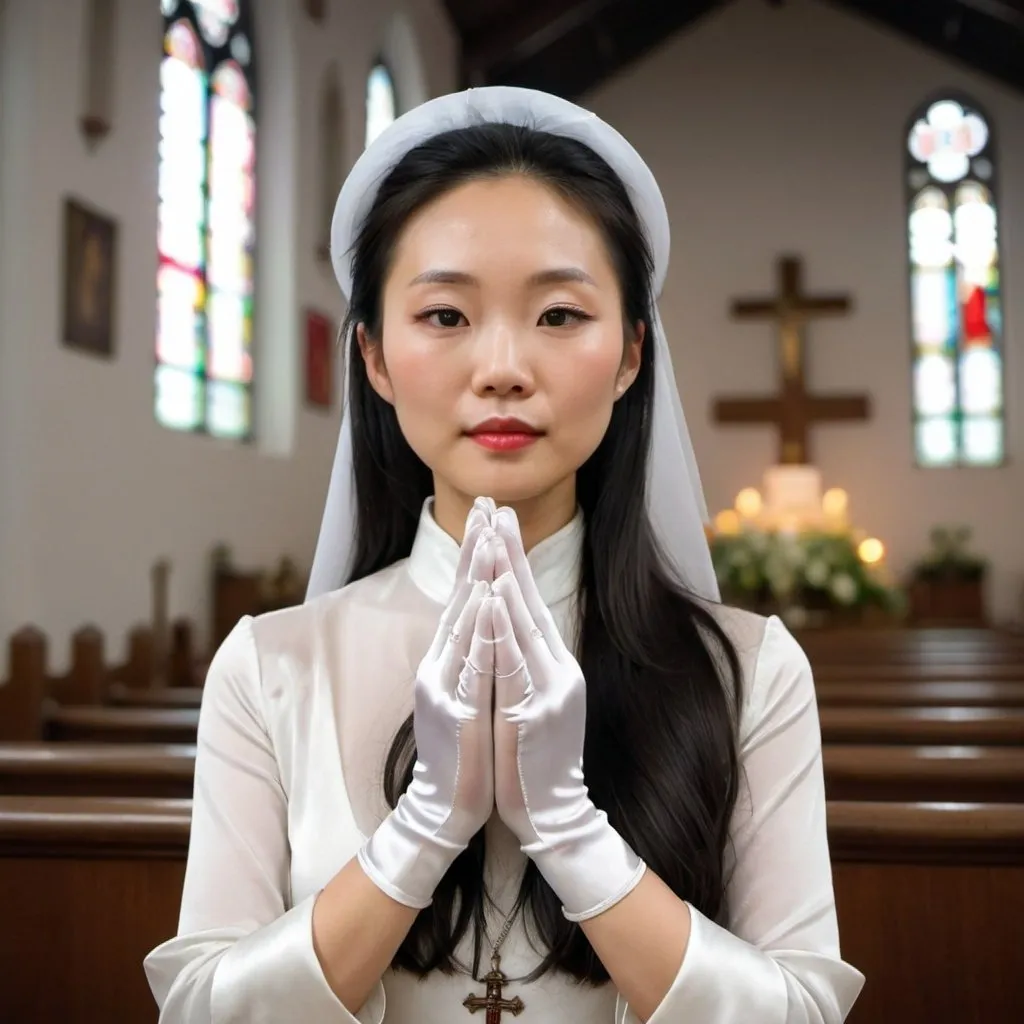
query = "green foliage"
(710, 528, 901, 615)
(913, 525, 986, 582)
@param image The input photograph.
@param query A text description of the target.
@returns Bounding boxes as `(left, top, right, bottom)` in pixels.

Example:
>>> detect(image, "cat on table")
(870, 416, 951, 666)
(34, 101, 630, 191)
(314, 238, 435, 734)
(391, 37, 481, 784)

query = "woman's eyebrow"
(408, 269, 476, 287)
(408, 267, 597, 288)
(528, 267, 597, 288)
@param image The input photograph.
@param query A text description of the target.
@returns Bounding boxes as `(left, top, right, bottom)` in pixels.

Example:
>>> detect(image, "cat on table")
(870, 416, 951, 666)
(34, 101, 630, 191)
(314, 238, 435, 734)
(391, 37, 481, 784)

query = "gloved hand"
(358, 501, 500, 908)
(489, 506, 646, 921)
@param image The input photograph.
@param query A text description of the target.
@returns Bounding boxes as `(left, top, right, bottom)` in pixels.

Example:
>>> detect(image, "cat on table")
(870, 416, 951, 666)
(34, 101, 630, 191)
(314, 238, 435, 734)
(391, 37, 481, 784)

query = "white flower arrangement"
(709, 525, 902, 623)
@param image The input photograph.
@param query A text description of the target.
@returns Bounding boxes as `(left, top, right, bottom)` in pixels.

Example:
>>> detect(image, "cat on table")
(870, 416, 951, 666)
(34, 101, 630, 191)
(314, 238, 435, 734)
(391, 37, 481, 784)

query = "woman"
(144, 87, 864, 1023)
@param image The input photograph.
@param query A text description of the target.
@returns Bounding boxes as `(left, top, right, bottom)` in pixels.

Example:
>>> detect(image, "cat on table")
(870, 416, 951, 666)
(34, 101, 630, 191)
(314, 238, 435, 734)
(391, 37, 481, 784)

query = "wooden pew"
(800, 626, 1024, 663)
(11, 733, 1020, 806)
(824, 745, 1024, 803)
(15, 738, 1019, 808)
(212, 547, 304, 651)
(107, 682, 203, 709)
(816, 679, 1024, 708)
(44, 704, 199, 744)
(814, 661, 1024, 683)
(819, 706, 1024, 746)
(0, 627, 203, 743)
(0, 795, 189, 1024)
(810, 646, 1024, 667)
(830, 801, 1024, 1024)
(799, 627, 1024, 686)
(0, 743, 196, 799)
(4, 796, 1020, 1024)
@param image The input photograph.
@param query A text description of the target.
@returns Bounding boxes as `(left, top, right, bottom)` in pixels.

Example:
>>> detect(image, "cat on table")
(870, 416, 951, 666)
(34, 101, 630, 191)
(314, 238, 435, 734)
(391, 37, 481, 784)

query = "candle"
(735, 487, 763, 524)
(822, 487, 849, 531)
(858, 537, 885, 565)
(714, 509, 742, 536)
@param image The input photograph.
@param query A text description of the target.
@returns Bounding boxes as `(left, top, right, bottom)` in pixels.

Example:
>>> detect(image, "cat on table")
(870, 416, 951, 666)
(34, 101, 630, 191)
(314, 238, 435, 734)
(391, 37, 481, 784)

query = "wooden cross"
(463, 955, 525, 1022)
(712, 256, 869, 464)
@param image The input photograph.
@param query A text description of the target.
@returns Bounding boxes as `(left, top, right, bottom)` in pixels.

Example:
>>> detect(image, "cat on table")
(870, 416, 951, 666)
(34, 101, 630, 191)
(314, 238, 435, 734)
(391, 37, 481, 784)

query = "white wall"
(586, 0, 1024, 620)
(0, 0, 458, 664)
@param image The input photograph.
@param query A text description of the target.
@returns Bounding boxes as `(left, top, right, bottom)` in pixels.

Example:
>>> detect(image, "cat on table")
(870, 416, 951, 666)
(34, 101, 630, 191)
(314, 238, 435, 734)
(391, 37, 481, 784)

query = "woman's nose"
(470, 322, 534, 396)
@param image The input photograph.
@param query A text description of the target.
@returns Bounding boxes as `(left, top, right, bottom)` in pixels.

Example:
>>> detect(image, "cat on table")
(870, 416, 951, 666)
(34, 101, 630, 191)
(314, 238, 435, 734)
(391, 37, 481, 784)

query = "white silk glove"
(358, 504, 499, 908)
(489, 507, 647, 921)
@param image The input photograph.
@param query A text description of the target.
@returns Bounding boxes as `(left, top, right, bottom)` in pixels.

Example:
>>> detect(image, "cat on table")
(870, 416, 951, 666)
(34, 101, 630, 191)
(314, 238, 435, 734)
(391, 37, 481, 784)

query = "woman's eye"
(422, 308, 465, 328)
(540, 307, 588, 328)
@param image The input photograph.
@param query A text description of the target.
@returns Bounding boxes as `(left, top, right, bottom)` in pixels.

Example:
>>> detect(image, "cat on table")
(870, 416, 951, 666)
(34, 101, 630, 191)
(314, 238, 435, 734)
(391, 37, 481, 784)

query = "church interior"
(0, 0, 1022, 1020)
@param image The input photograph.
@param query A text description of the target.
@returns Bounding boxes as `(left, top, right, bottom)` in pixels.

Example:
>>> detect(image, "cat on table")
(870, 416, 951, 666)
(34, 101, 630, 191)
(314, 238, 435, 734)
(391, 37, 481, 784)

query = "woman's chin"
(452, 472, 573, 512)
(468, 485, 545, 507)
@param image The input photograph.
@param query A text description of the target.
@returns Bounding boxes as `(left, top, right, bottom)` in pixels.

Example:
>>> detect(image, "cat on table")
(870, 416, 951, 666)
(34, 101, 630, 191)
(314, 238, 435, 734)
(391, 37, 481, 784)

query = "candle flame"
(858, 537, 885, 564)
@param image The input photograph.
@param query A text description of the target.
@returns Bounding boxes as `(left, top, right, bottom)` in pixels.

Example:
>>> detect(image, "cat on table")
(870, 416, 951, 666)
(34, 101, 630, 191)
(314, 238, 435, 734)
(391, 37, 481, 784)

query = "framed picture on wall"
(62, 197, 117, 358)
(305, 309, 334, 409)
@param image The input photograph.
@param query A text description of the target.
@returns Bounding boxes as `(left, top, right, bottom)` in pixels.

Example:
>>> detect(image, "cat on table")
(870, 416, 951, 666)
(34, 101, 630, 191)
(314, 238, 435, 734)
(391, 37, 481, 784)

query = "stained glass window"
(157, 0, 256, 440)
(365, 61, 396, 149)
(906, 97, 1004, 467)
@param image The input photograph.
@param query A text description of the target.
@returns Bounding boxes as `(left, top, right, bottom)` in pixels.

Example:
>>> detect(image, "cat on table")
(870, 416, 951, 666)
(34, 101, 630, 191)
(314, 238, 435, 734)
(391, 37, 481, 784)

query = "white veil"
(306, 86, 719, 604)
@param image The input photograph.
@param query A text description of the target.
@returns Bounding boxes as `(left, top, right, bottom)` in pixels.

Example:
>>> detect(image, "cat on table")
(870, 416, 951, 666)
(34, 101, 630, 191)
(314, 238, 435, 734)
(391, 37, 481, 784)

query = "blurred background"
(0, 0, 1020, 659)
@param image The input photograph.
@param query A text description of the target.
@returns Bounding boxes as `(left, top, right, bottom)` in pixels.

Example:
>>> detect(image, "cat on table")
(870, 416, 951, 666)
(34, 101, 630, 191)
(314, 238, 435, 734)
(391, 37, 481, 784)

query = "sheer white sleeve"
(142, 617, 385, 1024)
(618, 615, 864, 1023)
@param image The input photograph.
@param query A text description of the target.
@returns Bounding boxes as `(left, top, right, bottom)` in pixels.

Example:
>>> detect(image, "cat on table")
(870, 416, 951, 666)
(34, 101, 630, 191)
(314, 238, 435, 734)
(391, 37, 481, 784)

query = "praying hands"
(468, 499, 646, 921)
(359, 498, 645, 921)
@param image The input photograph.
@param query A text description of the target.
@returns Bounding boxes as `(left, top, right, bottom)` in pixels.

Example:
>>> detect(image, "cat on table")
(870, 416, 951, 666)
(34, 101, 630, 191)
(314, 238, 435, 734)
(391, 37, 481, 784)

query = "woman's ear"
(615, 320, 645, 399)
(357, 322, 395, 405)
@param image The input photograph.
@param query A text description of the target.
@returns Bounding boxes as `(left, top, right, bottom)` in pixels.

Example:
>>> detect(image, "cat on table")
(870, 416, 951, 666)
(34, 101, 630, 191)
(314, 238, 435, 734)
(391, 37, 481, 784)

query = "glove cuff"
(529, 811, 647, 921)
(358, 797, 464, 909)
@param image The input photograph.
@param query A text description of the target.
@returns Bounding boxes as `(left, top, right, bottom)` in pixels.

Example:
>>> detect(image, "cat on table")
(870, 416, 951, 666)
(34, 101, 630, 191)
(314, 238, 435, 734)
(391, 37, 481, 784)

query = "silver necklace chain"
(490, 903, 520, 960)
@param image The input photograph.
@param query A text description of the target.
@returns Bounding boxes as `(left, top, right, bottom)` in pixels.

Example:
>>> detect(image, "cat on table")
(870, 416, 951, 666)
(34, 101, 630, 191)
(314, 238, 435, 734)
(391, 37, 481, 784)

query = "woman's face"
(360, 174, 642, 538)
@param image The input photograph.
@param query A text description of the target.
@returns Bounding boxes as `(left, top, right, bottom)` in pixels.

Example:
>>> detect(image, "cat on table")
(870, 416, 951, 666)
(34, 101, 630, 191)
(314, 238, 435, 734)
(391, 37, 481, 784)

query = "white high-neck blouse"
(144, 502, 864, 1023)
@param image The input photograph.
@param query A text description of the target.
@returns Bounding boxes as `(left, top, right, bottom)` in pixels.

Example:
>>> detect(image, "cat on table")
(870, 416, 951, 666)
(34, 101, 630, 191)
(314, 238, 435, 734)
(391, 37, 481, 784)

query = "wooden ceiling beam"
(464, 0, 620, 74)
(833, 0, 1024, 94)
(953, 0, 1024, 31)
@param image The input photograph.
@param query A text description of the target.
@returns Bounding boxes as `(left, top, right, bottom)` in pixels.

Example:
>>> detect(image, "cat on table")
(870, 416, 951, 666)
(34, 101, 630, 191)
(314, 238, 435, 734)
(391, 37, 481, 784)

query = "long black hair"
(341, 123, 743, 985)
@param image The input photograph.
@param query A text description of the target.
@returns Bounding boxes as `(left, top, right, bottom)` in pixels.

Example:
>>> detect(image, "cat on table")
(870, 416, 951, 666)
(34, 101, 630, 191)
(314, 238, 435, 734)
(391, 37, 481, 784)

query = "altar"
(709, 256, 899, 626)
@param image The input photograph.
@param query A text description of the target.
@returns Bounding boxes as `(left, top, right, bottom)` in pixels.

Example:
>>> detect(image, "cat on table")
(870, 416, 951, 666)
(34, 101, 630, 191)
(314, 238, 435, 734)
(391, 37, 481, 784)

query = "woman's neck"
(432, 477, 577, 553)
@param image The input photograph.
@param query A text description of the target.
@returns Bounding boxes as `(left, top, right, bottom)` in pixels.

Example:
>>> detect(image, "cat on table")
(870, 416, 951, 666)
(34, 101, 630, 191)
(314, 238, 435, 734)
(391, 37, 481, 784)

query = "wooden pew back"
(44, 705, 200, 744)
(800, 626, 1024, 659)
(0, 796, 189, 1024)
(0, 743, 196, 799)
(0, 625, 203, 742)
(830, 801, 1024, 1024)
(815, 679, 1024, 707)
(823, 744, 1024, 803)
(3, 797, 1021, 1023)
(819, 705, 1024, 745)
(814, 662, 1024, 682)
(802, 628, 1024, 683)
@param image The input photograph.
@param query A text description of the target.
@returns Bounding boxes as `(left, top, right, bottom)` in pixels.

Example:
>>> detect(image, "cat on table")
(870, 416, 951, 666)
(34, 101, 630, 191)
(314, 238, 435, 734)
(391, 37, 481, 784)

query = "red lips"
(466, 417, 542, 452)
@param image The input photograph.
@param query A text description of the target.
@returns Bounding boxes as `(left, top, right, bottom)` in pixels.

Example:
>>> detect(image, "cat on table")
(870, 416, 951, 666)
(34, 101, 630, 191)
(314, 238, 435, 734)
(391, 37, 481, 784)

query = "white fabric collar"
(407, 499, 583, 607)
